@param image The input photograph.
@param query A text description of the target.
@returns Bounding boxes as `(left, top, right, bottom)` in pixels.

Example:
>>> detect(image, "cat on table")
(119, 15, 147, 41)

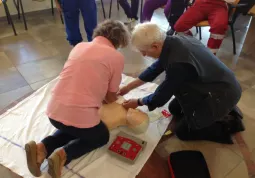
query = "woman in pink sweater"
(25, 20, 130, 178)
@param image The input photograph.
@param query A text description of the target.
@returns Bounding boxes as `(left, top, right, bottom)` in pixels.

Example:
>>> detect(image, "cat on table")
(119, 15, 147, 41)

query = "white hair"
(131, 22, 166, 50)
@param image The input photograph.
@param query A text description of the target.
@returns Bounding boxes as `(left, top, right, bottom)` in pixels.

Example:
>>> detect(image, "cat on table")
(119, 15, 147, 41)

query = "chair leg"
(51, 0, 54, 15)
(4, 4, 11, 24)
(100, 0, 106, 19)
(109, 0, 113, 18)
(196, 27, 198, 34)
(3, 2, 17, 36)
(199, 27, 202, 40)
(19, 0, 28, 30)
(17, 0, 20, 19)
(230, 24, 236, 55)
(140, 0, 143, 22)
(117, 0, 120, 11)
(60, 13, 64, 24)
(13, 0, 21, 19)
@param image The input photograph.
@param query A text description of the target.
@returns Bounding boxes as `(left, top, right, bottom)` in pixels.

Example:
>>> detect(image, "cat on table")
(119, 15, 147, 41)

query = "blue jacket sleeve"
(138, 60, 164, 82)
(142, 63, 197, 111)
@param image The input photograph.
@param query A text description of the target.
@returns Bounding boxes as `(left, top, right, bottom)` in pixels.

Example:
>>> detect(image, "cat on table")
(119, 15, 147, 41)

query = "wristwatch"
(137, 98, 143, 106)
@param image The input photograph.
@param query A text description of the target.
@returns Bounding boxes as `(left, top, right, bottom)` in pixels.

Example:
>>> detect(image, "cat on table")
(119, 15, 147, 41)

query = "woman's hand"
(118, 78, 146, 96)
(122, 99, 139, 109)
(118, 85, 131, 96)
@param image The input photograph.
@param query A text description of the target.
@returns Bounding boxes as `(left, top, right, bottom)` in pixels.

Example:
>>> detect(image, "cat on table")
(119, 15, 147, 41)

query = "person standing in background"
(141, 0, 171, 22)
(119, 0, 140, 25)
(55, 0, 97, 46)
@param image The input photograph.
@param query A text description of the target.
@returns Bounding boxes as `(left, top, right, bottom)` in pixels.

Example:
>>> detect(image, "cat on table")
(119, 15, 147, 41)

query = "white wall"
(0, 0, 54, 17)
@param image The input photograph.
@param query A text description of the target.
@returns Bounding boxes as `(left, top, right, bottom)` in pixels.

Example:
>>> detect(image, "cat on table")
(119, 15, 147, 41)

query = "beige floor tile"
(195, 142, 242, 178)
(238, 88, 255, 121)
(224, 137, 243, 158)
(5, 41, 56, 66)
(0, 33, 35, 50)
(28, 24, 66, 43)
(41, 36, 72, 57)
(234, 68, 255, 90)
(239, 116, 255, 152)
(17, 56, 65, 84)
(236, 57, 255, 71)
(156, 136, 207, 158)
(234, 69, 255, 82)
(0, 85, 33, 110)
(30, 77, 55, 90)
(0, 20, 27, 39)
(0, 52, 14, 70)
(0, 67, 28, 94)
(225, 161, 249, 178)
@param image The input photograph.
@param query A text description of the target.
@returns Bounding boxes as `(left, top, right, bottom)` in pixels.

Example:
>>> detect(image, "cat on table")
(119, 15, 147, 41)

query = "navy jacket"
(138, 35, 241, 129)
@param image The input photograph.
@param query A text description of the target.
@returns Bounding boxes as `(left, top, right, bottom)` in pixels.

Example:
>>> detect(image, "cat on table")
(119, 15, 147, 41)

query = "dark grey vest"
(161, 35, 242, 129)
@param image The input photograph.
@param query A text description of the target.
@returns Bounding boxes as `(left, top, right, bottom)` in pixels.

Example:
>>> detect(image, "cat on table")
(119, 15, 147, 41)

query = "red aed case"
(108, 132, 147, 164)
(162, 109, 172, 118)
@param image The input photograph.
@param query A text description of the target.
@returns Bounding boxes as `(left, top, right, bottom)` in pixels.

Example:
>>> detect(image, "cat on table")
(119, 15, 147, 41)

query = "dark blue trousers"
(61, 0, 97, 45)
(42, 119, 109, 165)
(119, 0, 139, 20)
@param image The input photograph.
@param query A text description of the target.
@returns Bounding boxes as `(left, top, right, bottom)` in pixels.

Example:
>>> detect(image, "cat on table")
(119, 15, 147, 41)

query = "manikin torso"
(98, 102, 149, 134)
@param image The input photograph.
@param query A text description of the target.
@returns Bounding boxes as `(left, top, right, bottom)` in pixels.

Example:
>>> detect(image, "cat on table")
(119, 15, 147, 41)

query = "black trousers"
(42, 119, 110, 165)
(168, 98, 234, 144)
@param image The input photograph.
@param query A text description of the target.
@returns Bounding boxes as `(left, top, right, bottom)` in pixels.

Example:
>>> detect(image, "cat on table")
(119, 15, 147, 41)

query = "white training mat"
(0, 74, 171, 178)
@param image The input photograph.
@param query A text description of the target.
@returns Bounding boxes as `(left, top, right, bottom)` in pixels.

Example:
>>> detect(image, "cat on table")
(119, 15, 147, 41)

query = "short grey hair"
(131, 22, 166, 50)
(93, 20, 130, 49)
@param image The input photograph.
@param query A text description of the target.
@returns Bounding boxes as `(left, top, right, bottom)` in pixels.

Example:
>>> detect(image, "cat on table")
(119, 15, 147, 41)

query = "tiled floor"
(0, 1, 255, 178)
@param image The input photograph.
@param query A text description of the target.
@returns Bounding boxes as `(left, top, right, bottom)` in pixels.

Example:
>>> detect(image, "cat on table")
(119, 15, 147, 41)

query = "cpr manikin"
(99, 100, 149, 134)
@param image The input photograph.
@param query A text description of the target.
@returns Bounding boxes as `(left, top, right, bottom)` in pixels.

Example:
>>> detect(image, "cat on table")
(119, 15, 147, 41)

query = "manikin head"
(126, 108, 149, 134)
(131, 22, 166, 59)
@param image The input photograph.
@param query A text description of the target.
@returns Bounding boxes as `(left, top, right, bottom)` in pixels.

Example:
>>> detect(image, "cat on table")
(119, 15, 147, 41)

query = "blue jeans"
(61, 0, 97, 45)
(42, 119, 109, 165)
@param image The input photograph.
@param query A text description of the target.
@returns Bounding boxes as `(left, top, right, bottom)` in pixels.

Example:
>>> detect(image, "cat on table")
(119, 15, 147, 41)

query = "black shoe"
(175, 119, 234, 144)
(229, 106, 243, 119)
(225, 115, 245, 134)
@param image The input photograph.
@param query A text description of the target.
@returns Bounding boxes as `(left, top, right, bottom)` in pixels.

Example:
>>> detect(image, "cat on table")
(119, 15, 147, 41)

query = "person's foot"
(48, 148, 66, 178)
(229, 106, 243, 119)
(25, 141, 47, 177)
(225, 115, 245, 134)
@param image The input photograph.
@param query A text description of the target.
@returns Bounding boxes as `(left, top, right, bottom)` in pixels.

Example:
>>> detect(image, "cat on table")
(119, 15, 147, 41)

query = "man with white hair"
(119, 22, 244, 144)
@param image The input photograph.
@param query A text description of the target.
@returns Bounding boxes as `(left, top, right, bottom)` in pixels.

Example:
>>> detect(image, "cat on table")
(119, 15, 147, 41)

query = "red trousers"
(174, 0, 228, 54)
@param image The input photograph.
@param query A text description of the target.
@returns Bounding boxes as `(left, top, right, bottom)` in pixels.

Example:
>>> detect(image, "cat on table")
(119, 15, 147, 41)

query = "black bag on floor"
(168, 151, 211, 178)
